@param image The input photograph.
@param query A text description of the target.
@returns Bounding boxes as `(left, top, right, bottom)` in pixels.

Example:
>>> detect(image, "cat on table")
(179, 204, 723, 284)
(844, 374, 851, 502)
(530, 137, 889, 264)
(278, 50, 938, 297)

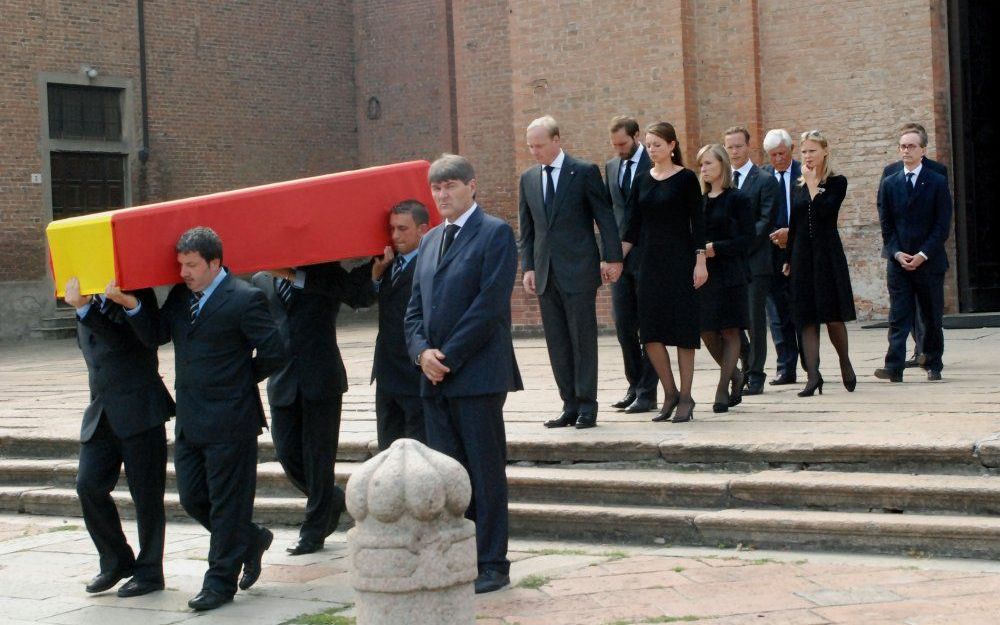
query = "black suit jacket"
(877, 155, 948, 236)
(518, 152, 623, 294)
(129, 272, 287, 444)
(736, 164, 780, 276)
(877, 167, 953, 273)
(362, 256, 422, 397)
(761, 160, 802, 269)
(704, 189, 755, 288)
(251, 263, 370, 408)
(76, 289, 174, 443)
(405, 206, 523, 398)
(606, 148, 652, 274)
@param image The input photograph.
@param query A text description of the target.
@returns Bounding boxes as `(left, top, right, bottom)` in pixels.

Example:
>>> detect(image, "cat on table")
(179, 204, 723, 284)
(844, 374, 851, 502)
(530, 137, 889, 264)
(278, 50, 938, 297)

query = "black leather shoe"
(743, 380, 764, 396)
(188, 588, 233, 611)
(623, 399, 655, 414)
(116, 578, 164, 598)
(238, 527, 273, 590)
(544, 411, 578, 428)
(927, 370, 942, 381)
(574, 414, 597, 429)
(769, 374, 797, 386)
(611, 392, 637, 410)
(874, 368, 903, 383)
(474, 569, 510, 594)
(286, 538, 324, 555)
(85, 569, 133, 593)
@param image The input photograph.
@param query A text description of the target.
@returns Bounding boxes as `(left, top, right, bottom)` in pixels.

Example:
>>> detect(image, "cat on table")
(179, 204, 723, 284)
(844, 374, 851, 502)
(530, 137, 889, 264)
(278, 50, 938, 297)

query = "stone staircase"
(2, 434, 999, 559)
(30, 304, 77, 340)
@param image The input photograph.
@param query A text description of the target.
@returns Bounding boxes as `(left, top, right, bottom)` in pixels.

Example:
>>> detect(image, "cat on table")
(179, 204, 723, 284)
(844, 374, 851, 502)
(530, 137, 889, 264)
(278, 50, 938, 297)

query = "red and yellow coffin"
(47, 161, 438, 296)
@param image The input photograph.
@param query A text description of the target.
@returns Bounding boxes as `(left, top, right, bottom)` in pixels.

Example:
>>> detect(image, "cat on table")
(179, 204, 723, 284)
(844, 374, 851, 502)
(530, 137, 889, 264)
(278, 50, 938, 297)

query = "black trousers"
(271, 393, 344, 542)
(610, 262, 657, 403)
(741, 274, 771, 384)
(538, 276, 598, 415)
(77, 417, 166, 583)
(174, 432, 260, 597)
(374, 387, 425, 451)
(766, 271, 805, 379)
(885, 263, 945, 373)
(424, 392, 509, 575)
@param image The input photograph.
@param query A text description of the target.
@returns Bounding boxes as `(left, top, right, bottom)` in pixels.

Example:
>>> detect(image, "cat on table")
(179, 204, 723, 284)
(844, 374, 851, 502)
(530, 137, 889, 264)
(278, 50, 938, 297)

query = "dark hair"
(176, 226, 223, 263)
(390, 199, 430, 226)
(724, 125, 751, 143)
(609, 115, 640, 136)
(428, 153, 475, 184)
(898, 122, 928, 148)
(645, 122, 684, 166)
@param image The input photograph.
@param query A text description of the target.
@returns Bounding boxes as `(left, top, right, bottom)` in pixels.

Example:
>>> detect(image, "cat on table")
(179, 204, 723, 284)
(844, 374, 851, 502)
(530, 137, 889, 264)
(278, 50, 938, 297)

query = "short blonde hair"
(695, 144, 733, 194)
(798, 129, 835, 185)
(527, 115, 560, 138)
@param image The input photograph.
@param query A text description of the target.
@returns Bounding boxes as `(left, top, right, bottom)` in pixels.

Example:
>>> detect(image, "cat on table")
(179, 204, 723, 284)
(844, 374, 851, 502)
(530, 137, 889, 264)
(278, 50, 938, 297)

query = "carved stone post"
(346, 438, 477, 625)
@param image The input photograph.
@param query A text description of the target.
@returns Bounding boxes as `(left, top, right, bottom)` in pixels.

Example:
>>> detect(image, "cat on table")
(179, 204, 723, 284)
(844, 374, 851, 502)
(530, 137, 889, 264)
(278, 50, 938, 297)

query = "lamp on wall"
(82, 65, 98, 80)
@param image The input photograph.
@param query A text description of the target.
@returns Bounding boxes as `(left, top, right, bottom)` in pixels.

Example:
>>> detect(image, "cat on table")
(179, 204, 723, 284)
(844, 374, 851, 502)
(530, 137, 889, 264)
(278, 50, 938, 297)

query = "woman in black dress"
(696, 144, 754, 413)
(783, 130, 857, 397)
(622, 122, 707, 423)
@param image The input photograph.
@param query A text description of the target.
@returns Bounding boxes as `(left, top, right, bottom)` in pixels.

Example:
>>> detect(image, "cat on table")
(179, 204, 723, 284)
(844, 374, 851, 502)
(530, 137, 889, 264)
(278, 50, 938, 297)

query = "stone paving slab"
(1, 514, 1000, 624)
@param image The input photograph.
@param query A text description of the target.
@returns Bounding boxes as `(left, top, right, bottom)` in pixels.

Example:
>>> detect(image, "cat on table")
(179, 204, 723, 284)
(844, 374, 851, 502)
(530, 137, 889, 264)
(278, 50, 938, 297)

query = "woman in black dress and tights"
(696, 144, 754, 412)
(622, 122, 707, 423)
(783, 130, 857, 396)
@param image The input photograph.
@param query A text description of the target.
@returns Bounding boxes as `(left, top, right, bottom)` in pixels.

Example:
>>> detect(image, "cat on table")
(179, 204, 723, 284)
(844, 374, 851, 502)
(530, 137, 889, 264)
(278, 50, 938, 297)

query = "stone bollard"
(346, 438, 477, 625)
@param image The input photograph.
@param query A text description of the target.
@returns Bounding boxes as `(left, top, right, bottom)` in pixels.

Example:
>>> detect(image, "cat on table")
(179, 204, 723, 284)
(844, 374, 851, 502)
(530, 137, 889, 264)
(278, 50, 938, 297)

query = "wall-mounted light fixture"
(82, 65, 98, 79)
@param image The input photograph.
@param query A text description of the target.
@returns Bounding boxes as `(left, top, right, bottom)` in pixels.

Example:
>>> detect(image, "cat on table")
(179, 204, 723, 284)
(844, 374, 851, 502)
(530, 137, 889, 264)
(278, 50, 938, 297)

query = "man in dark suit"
(405, 154, 522, 594)
(63, 278, 173, 598)
(725, 125, 780, 396)
(877, 122, 949, 370)
(875, 127, 952, 382)
(251, 258, 370, 556)
(115, 227, 287, 611)
(761, 128, 805, 386)
(519, 115, 623, 429)
(604, 116, 657, 414)
(363, 199, 430, 450)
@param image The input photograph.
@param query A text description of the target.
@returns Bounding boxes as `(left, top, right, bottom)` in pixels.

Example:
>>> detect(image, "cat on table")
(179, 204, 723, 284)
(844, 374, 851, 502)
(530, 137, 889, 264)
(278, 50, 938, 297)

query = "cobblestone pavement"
(2, 513, 1000, 624)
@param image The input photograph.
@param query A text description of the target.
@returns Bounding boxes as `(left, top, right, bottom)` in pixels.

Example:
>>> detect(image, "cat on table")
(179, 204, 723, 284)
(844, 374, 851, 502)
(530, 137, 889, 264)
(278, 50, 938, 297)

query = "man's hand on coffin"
(371, 246, 395, 281)
(268, 268, 296, 281)
(104, 281, 138, 310)
(418, 348, 450, 385)
(63, 277, 90, 308)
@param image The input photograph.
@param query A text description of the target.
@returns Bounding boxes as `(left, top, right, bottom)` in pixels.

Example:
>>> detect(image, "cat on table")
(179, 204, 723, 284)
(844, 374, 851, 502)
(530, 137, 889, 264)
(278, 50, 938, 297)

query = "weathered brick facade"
(0, 0, 960, 339)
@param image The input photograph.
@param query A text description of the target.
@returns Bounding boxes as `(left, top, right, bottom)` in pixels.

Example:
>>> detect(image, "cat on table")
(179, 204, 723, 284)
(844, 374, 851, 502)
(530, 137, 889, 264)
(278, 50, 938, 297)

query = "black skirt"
(699, 283, 749, 332)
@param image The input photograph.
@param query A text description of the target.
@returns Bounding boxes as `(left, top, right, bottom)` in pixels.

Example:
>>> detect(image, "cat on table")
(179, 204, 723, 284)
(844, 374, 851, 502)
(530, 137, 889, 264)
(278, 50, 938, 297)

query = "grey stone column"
(346, 438, 477, 625)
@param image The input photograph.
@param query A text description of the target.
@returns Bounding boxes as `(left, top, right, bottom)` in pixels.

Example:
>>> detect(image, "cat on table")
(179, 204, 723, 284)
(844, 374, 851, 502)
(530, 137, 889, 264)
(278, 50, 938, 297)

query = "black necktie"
(276, 277, 293, 306)
(620, 159, 633, 199)
(390, 255, 405, 283)
(733, 170, 742, 189)
(439, 224, 460, 265)
(905, 172, 915, 198)
(776, 171, 789, 228)
(543, 165, 556, 218)
(189, 291, 203, 323)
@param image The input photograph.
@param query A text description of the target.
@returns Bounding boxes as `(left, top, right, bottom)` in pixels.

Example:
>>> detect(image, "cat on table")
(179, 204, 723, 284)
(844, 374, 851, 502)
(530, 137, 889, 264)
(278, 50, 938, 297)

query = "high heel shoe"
(651, 395, 680, 422)
(671, 399, 696, 423)
(797, 375, 824, 397)
(728, 371, 744, 407)
(840, 361, 857, 392)
(713, 386, 729, 413)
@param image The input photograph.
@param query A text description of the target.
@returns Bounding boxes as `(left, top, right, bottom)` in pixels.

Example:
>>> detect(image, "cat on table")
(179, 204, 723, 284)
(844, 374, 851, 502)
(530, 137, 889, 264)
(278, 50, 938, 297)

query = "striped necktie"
(390, 255, 405, 284)
(189, 291, 204, 323)
(276, 277, 293, 306)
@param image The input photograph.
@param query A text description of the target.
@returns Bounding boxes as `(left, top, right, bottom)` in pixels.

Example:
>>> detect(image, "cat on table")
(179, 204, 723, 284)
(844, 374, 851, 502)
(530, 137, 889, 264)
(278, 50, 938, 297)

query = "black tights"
(701, 328, 741, 404)
(800, 322, 852, 380)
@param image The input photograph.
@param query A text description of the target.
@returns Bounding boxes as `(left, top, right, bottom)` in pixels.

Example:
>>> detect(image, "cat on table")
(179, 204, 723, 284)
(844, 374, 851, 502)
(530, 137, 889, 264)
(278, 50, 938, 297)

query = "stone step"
(4, 485, 1000, 559)
(3, 433, 997, 471)
(5, 457, 1000, 516)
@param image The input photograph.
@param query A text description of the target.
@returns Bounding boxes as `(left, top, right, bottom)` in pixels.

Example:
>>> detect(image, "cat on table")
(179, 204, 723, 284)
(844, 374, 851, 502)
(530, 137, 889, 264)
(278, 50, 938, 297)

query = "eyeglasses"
(898, 143, 922, 151)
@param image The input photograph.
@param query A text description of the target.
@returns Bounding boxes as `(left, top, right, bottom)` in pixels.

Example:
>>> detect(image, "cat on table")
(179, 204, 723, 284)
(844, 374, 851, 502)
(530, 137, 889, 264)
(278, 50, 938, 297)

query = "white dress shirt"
(543, 150, 565, 200)
(618, 143, 646, 188)
(732, 159, 754, 190)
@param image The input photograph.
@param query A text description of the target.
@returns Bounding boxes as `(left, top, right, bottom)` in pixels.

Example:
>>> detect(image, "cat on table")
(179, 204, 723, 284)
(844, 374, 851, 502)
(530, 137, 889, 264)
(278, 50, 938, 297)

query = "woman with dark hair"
(696, 144, 754, 412)
(622, 122, 707, 423)
(783, 130, 857, 397)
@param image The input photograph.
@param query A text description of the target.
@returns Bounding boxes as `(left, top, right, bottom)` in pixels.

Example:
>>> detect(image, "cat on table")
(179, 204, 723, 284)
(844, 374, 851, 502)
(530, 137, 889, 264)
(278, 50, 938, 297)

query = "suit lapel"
(608, 157, 623, 205)
(436, 208, 483, 274)
(743, 164, 760, 190)
(908, 170, 928, 206)
(529, 165, 545, 219)
(192, 273, 233, 330)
